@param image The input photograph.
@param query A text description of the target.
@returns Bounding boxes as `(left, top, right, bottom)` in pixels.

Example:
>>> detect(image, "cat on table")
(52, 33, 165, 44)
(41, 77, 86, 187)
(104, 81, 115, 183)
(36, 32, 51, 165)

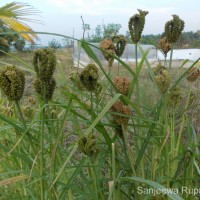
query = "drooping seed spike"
(34, 77, 56, 101)
(100, 38, 115, 67)
(0, 65, 25, 101)
(79, 63, 99, 92)
(112, 35, 127, 57)
(33, 48, 56, 81)
(128, 9, 149, 44)
(114, 76, 131, 96)
(165, 15, 185, 44)
(110, 101, 132, 125)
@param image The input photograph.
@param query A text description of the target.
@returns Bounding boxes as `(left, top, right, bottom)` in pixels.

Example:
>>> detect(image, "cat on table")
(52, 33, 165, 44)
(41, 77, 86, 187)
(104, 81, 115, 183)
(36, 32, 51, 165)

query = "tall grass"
(0, 30, 199, 200)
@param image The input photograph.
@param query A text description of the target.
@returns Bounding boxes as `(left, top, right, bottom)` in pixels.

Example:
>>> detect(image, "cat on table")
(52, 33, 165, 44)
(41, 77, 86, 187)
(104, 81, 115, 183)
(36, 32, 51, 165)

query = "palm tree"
(0, 2, 39, 43)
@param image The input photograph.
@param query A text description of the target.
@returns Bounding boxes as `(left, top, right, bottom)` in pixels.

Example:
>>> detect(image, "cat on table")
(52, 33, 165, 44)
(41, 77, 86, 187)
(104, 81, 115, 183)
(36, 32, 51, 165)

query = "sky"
(0, 0, 200, 45)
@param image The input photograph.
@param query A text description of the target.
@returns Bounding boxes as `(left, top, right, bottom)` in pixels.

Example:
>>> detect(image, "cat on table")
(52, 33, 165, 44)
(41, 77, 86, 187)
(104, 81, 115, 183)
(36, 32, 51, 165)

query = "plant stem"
(135, 43, 140, 104)
(175, 83, 191, 155)
(135, 43, 138, 69)
(164, 55, 167, 67)
(111, 143, 116, 200)
(40, 84, 47, 200)
(15, 101, 27, 129)
(169, 44, 174, 69)
(117, 61, 120, 76)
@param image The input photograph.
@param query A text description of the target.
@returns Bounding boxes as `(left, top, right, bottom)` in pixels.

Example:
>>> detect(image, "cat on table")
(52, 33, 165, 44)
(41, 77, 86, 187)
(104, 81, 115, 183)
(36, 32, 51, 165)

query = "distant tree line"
(139, 31, 200, 48)
(88, 23, 200, 48)
(88, 23, 122, 43)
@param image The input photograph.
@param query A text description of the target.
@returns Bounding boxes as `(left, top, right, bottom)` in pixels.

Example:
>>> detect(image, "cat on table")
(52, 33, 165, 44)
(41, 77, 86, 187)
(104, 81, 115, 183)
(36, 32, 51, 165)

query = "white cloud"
(49, 0, 175, 17)
(49, 0, 118, 15)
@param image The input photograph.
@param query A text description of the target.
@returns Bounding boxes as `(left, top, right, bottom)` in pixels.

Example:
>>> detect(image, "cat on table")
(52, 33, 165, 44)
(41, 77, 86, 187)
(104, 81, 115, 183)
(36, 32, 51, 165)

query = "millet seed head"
(155, 67, 171, 94)
(33, 48, 56, 81)
(110, 101, 132, 125)
(112, 35, 127, 57)
(154, 64, 166, 76)
(165, 15, 185, 44)
(100, 38, 115, 65)
(69, 71, 85, 91)
(114, 76, 131, 96)
(186, 67, 200, 82)
(169, 86, 182, 107)
(79, 63, 99, 92)
(128, 9, 149, 44)
(78, 134, 98, 157)
(158, 37, 171, 55)
(34, 77, 56, 101)
(0, 65, 25, 101)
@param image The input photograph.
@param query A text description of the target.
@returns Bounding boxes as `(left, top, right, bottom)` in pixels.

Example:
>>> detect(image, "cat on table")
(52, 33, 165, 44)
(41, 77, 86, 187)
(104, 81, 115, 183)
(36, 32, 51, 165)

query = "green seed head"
(22, 106, 34, 119)
(155, 67, 171, 94)
(128, 9, 149, 44)
(169, 86, 182, 107)
(34, 78, 56, 101)
(79, 64, 99, 92)
(0, 65, 25, 101)
(69, 71, 85, 90)
(112, 35, 127, 57)
(165, 15, 185, 44)
(0, 105, 13, 117)
(154, 64, 166, 76)
(33, 48, 56, 81)
(78, 134, 98, 157)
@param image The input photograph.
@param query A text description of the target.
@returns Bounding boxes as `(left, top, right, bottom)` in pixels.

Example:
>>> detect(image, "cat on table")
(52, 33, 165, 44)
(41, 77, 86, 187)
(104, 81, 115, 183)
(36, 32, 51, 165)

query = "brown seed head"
(186, 67, 200, 82)
(158, 37, 171, 55)
(100, 38, 115, 66)
(114, 76, 131, 96)
(110, 101, 132, 125)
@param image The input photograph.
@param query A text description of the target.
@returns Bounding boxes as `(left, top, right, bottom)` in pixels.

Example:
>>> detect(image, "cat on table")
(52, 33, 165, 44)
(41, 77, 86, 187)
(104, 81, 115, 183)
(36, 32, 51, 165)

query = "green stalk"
(135, 43, 140, 105)
(40, 84, 47, 200)
(15, 101, 27, 129)
(175, 83, 191, 156)
(88, 165, 98, 199)
(164, 55, 167, 68)
(117, 61, 120, 76)
(111, 143, 116, 200)
(169, 44, 174, 69)
(121, 125, 139, 199)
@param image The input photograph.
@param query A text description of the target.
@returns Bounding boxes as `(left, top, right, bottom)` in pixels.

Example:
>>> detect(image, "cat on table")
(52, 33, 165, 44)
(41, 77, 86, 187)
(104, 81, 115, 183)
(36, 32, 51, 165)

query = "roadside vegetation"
(0, 4, 199, 200)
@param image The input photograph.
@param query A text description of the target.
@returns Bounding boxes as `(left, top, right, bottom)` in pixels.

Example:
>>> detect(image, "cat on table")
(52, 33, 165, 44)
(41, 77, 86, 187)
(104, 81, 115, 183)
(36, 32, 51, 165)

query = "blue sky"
(0, 0, 199, 45)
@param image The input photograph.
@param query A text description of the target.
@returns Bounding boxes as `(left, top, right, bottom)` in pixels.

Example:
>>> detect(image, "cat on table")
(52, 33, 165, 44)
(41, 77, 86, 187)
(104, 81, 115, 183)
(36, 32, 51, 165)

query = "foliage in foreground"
(0, 9, 200, 200)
